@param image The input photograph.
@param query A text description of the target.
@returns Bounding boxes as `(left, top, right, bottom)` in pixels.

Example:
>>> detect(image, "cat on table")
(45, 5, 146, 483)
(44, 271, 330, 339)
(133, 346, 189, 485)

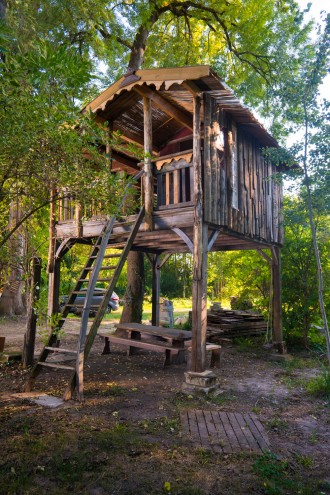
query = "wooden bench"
(101, 323, 192, 367)
(186, 343, 222, 369)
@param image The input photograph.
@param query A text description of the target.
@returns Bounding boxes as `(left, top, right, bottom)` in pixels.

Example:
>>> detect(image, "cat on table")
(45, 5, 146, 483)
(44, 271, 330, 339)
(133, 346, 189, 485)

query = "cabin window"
(229, 129, 238, 210)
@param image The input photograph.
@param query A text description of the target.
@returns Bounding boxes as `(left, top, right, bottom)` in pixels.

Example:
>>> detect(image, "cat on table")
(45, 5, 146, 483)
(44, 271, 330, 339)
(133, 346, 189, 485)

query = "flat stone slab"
(12, 393, 65, 408)
(181, 410, 270, 454)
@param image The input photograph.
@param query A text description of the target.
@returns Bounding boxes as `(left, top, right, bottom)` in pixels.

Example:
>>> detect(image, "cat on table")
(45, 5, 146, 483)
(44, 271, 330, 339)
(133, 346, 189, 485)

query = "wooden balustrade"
(154, 154, 194, 210)
(57, 194, 104, 223)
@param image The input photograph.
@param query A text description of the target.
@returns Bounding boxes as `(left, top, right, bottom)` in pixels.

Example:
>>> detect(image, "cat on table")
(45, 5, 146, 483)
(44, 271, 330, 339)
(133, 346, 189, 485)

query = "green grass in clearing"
(103, 298, 193, 322)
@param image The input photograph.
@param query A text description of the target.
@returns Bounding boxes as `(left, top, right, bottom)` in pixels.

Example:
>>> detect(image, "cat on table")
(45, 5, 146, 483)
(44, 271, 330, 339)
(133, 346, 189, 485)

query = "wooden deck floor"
(180, 410, 270, 454)
(55, 206, 272, 254)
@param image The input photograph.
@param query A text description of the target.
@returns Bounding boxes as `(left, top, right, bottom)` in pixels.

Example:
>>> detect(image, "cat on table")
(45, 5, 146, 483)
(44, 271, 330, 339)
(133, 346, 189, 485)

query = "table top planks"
(116, 322, 192, 340)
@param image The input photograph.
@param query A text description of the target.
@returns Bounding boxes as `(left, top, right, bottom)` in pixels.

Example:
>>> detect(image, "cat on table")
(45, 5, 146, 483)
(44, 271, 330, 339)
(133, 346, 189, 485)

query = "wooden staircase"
(25, 173, 145, 401)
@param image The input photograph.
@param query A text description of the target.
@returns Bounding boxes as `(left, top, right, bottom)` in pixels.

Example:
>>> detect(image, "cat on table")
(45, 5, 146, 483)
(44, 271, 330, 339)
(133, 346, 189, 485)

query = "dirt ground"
(0, 317, 329, 495)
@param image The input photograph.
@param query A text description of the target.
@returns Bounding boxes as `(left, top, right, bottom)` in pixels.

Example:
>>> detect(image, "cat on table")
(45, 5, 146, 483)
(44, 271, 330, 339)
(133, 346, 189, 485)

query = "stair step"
(66, 303, 100, 308)
(71, 290, 108, 295)
(96, 278, 114, 282)
(45, 347, 77, 355)
(90, 254, 121, 259)
(38, 362, 75, 371)
(84, 266, 116, 271)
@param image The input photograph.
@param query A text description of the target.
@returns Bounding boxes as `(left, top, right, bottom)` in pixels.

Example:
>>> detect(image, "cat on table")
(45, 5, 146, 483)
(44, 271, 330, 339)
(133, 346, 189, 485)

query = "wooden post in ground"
(191, 94, 208, 372)
(23, 257, 42, 367)
(143, 96, 153, 231)
(151, 254, 160, 326)
(48, 255, 61, 317)
(271, 246, 285, 353)
(47, 188, 61, 328)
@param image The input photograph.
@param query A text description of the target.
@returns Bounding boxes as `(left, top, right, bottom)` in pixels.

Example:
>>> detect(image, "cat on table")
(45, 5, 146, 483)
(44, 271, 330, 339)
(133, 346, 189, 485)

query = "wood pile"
(206, 303, 267, 341)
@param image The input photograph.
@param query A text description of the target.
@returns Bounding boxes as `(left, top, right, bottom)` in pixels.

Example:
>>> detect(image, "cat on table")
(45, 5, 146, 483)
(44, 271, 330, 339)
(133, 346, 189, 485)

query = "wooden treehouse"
(26, 65, 285, 399)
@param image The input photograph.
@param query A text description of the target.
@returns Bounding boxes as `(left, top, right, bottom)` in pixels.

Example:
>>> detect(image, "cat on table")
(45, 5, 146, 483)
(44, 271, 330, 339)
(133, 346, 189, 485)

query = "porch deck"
(55, 206, 273, 254)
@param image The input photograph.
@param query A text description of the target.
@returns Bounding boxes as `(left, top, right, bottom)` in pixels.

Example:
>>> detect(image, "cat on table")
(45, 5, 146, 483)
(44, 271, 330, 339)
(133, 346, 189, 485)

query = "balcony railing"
(154, 151, 194, 210)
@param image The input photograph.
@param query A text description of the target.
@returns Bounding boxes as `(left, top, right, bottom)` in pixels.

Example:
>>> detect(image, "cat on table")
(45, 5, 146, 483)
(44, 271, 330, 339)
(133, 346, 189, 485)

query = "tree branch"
(0, 194, 66, 248)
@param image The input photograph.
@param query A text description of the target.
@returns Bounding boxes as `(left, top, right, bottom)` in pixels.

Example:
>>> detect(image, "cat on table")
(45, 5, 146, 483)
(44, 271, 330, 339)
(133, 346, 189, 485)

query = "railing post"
(75, 201, 83, 237)
(143, 96, 153, 231)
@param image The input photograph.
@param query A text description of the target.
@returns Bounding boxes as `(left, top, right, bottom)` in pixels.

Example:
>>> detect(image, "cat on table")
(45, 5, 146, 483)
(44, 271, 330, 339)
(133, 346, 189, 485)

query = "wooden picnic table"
(102, 322, 192, 366)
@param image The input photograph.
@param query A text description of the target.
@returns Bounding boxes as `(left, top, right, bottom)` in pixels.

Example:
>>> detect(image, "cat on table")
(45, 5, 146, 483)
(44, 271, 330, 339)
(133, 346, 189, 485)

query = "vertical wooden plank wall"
(204, 108, 283, 246)
(204, 94, 222, 225)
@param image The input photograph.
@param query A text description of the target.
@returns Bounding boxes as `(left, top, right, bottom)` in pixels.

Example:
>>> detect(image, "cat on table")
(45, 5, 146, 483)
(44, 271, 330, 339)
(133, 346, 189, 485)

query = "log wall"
(204, 102, 283, 246)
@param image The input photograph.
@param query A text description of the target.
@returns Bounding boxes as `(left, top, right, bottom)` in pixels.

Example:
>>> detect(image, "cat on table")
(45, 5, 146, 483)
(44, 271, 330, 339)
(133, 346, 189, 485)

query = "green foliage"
(281, 196, 329, 348)
(253, 452, 294, 494)
(207, 250, 270, 312)
(253, 451, 324, 495)
(305, 365, 330, 400)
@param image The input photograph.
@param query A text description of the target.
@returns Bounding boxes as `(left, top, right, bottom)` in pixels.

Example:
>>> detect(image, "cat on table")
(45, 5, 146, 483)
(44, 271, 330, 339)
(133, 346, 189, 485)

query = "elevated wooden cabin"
(49, 65, 285, 380)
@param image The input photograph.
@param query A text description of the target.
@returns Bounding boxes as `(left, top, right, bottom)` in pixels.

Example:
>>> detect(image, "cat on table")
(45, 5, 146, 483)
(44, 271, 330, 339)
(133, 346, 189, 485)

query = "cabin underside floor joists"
(56, 213, 278, 256)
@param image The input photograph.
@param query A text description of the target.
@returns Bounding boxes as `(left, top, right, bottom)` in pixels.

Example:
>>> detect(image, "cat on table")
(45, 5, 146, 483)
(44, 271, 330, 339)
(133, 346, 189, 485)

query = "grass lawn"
(103, 297, 193, 323)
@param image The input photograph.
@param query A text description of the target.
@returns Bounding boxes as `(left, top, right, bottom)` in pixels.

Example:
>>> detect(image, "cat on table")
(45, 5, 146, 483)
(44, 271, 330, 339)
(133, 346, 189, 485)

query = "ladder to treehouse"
(25, 173, 145, 401)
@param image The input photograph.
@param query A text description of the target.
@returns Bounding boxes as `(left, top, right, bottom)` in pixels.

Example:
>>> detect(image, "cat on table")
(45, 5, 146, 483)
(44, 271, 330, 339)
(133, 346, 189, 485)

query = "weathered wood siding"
(203, 107, 283, 246)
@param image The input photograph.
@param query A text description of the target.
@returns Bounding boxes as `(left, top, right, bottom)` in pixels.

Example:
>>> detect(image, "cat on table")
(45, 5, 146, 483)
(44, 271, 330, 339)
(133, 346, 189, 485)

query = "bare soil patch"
(0, 317, 329, 495)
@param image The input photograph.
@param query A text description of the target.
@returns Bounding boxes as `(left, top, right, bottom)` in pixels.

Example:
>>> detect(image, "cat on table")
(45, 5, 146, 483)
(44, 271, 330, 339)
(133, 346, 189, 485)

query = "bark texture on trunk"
(119, 251, 144, 326)
(0, 201, 26, 316)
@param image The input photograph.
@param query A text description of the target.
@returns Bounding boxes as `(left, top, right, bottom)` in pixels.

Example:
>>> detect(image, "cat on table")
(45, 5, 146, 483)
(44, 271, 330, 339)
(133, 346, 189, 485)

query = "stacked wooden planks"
(206, 304, 267, 341)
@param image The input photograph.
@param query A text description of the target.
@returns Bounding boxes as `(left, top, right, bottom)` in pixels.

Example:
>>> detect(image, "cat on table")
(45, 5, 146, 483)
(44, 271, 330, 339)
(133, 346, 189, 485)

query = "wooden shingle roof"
(84, 65, 278, 149)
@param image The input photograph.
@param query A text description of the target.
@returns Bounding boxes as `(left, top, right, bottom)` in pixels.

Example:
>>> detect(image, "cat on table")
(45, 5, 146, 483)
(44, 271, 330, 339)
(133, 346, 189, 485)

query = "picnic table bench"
(100, 323, 222, 369)
(101, 322, 192, 366)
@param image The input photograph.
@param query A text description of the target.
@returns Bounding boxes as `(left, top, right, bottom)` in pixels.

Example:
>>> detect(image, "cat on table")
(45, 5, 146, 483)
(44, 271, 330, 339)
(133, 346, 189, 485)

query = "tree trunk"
(126, 10, 160, 73)
(0, 202, 26, 316)
(303, 103, 330, 365)
(119, 251, 144, 325)
(22, 257, 41, 367)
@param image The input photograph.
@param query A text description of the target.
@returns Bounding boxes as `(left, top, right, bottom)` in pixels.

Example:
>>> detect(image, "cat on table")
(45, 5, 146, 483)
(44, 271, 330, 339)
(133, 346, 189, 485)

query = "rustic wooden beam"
(111, 150, 141, 172)
(55, 239, 75, 260)
(172, 228, 193, 253)
(133, 85, 193, 130)
(47, 256, 61, 318)
(208, 230, 219, 251)
(75, 202, 83, 237)
(95, 115, 159, 154)
(143, 96, 154, 231)
(204, 93, 212, 223)
(99, 90, 140, 122)
(151, 254, 160, 326)
(47, 189, 57, 273)
(158, 253, 172, 269)
(191, 95, 208, 373)
(257, 248, 272, 265)
(182, 81, 203, 96)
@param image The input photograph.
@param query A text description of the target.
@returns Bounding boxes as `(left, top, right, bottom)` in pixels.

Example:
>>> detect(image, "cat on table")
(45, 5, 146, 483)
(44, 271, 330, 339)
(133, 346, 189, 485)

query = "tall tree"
(0, 0, 317, 321)
(273, 13, 330, 360)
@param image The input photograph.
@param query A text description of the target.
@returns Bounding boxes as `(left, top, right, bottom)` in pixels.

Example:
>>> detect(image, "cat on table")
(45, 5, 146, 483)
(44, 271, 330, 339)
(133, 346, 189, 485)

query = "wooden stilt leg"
(152, 254, 160, 326)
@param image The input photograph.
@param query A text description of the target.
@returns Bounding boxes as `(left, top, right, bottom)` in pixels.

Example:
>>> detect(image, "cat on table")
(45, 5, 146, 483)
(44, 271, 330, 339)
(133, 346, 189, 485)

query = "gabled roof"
(84, 65, 278, 150)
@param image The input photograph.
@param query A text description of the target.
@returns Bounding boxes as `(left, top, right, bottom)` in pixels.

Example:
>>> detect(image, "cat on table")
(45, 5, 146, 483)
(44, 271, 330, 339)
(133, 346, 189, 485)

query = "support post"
(151, 254, 160, 326)
(271, 246, 285, 353)
(23, 257, 42, 367)
(48, 256, 61, 317)
(143, 96, 153, 231)
(191, 95, 208, 372)
(75, 202, 83, 237)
